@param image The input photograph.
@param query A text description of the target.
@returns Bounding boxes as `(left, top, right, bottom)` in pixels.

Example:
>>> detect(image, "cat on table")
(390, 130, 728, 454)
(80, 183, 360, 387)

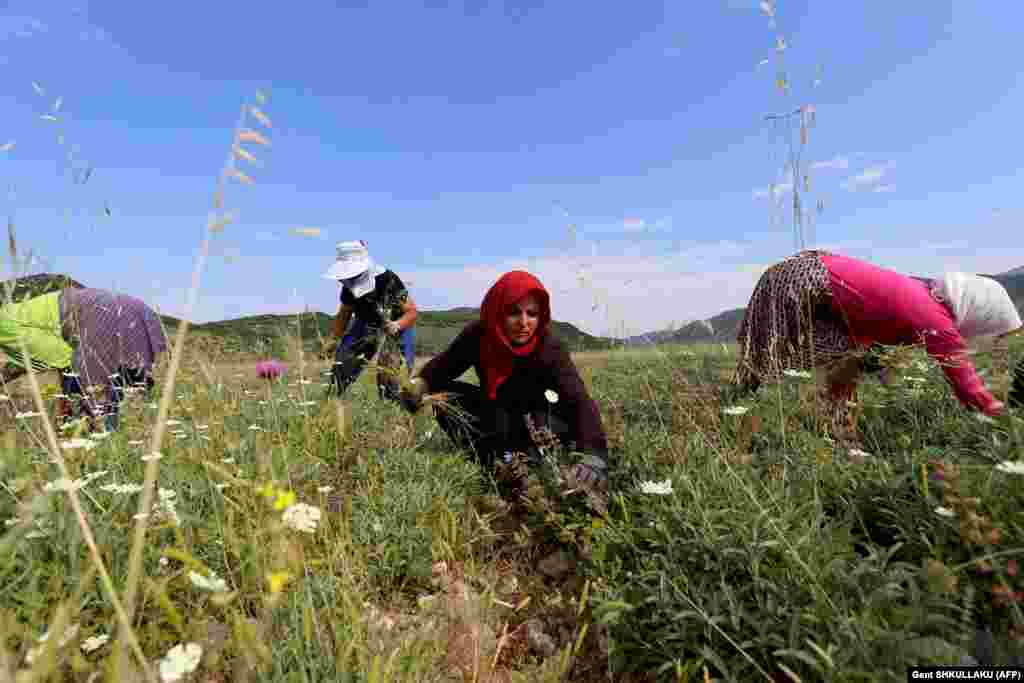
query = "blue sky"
(1, 0, 1022, 336)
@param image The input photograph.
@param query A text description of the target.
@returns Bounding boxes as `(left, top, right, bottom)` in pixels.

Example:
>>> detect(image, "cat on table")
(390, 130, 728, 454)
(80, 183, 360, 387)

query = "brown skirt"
(734, 250, 853, 388)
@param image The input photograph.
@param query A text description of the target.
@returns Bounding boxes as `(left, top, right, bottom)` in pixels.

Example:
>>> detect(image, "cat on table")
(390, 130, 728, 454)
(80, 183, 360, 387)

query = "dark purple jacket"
(418, 321, 609, 458)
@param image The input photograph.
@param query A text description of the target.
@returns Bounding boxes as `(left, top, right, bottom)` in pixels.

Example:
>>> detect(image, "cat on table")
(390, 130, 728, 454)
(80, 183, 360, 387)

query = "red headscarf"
(479, 271, 551, 400)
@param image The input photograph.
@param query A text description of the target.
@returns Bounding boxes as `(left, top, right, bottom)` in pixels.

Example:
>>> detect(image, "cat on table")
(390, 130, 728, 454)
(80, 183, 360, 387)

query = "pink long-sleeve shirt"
(820, 253, 997, 413)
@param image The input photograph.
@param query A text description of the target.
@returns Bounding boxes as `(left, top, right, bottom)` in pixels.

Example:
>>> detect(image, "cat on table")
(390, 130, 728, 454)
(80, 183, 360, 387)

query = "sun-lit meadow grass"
(0, 330, 1022, 682)
(1, 12, 1022, 673)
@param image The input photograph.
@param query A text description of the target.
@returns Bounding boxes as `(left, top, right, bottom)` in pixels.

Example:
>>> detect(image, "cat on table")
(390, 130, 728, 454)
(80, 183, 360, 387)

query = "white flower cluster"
(43, 470, 109, 494)
(639, 479, 674, 496)
(59, 438, 96, 452)
(25, 623, 80, 664)
(99, 482, 146, 495)
(152, 488, 181, 526)
(282, 502, 322, 534)
(159, 642, 202, 682)
(80, 633, 109, 654)
(996, 461, 1024, 476)
(188, 570, 228, 593)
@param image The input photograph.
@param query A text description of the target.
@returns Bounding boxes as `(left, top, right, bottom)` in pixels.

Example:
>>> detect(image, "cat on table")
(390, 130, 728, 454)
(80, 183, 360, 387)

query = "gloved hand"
(399, 377, 429, 413)
(384, 321, 402, 337)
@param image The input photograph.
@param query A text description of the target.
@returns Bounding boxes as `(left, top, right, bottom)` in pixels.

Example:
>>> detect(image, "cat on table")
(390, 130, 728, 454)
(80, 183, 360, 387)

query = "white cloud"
(650, 216, 674, 232)
(403, 241, 779, 337)
(0, 15, 47, 40)
(622, 217, 645, 232)
(79, 26, 110, 43)
(752, 182, 793, 201)
(841, 164, 891, 192)
(753, 166, 796, 202)
(810, 155, 850, 171)
(921, 240, 970, 251)
(400, 238, 1024, 338)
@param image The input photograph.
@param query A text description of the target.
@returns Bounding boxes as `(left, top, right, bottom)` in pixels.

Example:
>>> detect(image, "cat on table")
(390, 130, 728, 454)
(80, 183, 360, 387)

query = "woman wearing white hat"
(323, 240, 418, 400)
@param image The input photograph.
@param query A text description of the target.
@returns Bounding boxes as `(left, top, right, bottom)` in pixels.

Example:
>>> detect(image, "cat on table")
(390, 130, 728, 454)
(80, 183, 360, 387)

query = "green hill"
(14, 266, 1020, 358)
(186, 307, 614, 356)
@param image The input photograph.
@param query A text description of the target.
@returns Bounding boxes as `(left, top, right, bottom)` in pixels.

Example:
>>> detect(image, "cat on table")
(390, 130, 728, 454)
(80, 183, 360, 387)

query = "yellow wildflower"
(273, 490, 296, 511)
(267, 571, 293, 594)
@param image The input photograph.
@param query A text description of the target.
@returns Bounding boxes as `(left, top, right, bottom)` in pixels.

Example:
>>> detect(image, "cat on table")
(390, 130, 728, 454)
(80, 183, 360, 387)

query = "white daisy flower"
(722, 406, 749, 416)
(935, 506, 957, 518)
(544, 389, 559, 404)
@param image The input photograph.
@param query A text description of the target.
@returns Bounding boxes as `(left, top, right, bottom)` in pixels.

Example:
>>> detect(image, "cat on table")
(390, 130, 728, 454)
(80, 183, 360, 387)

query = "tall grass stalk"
(118, 93, 273, 670)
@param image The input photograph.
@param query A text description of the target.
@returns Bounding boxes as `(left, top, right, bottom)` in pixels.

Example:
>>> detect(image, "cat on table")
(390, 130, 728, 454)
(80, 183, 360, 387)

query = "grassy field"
(0, 335, 1022, 682)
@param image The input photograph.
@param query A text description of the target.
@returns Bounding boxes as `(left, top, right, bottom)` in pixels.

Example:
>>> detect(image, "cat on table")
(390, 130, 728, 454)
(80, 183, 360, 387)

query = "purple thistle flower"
(256, 359, 285, 380)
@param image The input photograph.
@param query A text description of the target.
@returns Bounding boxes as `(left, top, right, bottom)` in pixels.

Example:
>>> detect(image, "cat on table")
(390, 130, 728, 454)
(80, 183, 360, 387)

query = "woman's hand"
(569, 452, 609, 488)
(320, 339, 339, 359)
(399, 377, 429, 413)
(985, 400, 1006, 417)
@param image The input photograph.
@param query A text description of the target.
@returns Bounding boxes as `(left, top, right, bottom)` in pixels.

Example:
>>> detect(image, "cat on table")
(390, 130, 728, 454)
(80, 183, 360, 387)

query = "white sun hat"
(323, 240, 372, 281)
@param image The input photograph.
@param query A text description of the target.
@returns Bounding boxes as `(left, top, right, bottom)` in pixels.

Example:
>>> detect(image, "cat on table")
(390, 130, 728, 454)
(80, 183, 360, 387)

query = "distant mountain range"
(620, 266, 1024, 347)
(6, 266, 1024, 356)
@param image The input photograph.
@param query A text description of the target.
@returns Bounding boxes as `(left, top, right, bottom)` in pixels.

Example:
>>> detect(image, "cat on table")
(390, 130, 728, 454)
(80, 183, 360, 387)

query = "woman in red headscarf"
(400, 271, 610, 486)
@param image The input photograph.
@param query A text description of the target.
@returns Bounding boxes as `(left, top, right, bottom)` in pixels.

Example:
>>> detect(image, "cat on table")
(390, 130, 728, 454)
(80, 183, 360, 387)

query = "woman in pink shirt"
(733, 250, 1022, 445)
